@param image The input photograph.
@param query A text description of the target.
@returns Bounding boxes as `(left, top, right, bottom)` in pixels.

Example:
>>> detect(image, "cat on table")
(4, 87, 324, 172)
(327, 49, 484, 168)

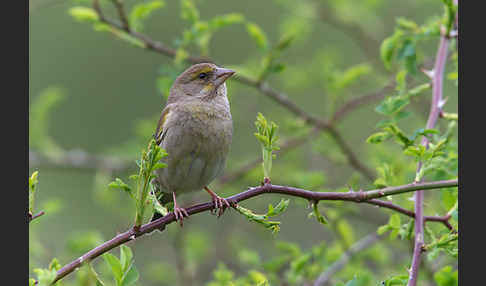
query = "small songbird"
(151, 63, 235, 226)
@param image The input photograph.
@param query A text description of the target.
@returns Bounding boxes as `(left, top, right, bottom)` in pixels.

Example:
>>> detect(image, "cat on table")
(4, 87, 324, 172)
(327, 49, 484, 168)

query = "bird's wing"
(154, 105, 172, 145)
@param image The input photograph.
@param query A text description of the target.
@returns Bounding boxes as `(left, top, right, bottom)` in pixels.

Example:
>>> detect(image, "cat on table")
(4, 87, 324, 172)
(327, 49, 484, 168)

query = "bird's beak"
(213, 68, 236, 87)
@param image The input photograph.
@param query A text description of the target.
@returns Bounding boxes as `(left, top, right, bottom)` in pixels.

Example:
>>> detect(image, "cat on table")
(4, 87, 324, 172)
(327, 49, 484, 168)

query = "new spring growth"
(235, 199, 290, 233)
(254, 113, 280, 181)
(135, 139, 168, 227)
(29, 171, 39, 215)
(108, 139, 168, 228)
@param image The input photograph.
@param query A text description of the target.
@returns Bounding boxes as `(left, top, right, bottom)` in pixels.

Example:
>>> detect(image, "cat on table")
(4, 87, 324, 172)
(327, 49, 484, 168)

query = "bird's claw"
(173, 207, 189, 227)
(211, 196, 230, 217)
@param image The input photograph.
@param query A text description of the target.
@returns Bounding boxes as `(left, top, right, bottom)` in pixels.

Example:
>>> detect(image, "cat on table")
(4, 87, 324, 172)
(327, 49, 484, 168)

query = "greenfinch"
(151, 63, 235, 226)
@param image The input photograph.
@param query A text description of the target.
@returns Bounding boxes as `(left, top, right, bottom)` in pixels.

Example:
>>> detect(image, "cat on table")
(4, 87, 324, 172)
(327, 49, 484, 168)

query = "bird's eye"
(198, 73, 207, 79)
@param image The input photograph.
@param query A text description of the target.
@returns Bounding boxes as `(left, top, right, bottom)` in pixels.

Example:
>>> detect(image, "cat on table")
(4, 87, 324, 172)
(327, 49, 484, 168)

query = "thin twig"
(28, 211, 45, 223)
(29, 149, 133, 173)
(313, 233, 381, 286)
(51, 179, 457, 284)
(330, 83, 394, 124)
(110, 0, 130, 31)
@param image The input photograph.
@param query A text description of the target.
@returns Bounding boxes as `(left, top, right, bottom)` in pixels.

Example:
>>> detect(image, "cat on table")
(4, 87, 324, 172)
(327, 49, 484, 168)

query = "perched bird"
(151, 63, 235, 226)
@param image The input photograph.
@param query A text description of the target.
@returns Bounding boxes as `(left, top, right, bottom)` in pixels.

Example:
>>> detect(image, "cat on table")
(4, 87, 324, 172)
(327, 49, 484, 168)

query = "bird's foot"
(204, 186, 231, 217)
(173, 206, 189, 227)
(212, 195, 231, 217)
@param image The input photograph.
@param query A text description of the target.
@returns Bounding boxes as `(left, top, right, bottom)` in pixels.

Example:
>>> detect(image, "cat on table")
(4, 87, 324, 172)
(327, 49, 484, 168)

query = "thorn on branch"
(421, 68, 435, 79)
(28, 211, 45, 223)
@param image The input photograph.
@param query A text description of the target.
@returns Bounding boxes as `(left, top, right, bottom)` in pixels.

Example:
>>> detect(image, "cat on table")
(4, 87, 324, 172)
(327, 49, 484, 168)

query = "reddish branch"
(407, 9, 457, 286)
(51, 179, 457, 284)
(28, 211, 45, 223)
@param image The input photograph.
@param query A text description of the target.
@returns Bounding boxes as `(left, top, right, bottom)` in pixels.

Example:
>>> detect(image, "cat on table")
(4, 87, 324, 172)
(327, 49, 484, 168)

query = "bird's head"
(169, 63, 235, 103)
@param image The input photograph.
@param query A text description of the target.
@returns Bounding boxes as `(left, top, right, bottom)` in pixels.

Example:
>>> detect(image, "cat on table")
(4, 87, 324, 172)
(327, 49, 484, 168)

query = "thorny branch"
(407, 3, 458, 285)
(51, 179, 457, 284)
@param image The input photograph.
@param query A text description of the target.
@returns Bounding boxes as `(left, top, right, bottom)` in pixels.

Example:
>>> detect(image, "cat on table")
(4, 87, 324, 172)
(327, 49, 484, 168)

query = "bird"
(151, 62, 235, 226)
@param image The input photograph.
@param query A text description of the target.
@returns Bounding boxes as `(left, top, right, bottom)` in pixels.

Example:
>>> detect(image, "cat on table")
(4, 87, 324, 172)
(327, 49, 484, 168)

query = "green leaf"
(404, 145, 425, 158)
(29, 87, 66, 154)
(377, 225, 390, 235)
(49, 258, 62, 271)
(235, 204, 282, 233)
(310, 202, 328, 225)
(382, 274, 409, 285)
(267, 199, 290, 217)
(180, 0, 199, 24)
(69, 6, 99, 22)
(246, 22, 268, 51)
(337, 220, 355, 247)
(103, 253, 123, 284)
(29, 278, 36, 286)
(397, 17, 419, 31)
(275, 33, 296, 51)
(121, 264, 139, 286)
(380, 35, 397, 70)
(120, 245, 133, 273)
(130, 0, 165, 32)
(88, 263, 106, 286)
(434, 266, 458, 286)
(209, 13, 245, 29)
(408, 83, 431, 97)
(389, 214, 401, 229)
(33, 268, 57, 286)
(152, 162, 167, 171)
(375, 96, 410, 116)
(366, 132, 391, 144)
(108, 178, 132, 194)
(29, 171, 39, 213)
(238, 249, 261, 267)
(150, 191, 168, 216)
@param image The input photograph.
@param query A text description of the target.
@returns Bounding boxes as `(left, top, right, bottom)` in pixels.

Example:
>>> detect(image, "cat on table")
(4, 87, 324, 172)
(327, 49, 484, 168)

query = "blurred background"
(29, 0, 458, 285)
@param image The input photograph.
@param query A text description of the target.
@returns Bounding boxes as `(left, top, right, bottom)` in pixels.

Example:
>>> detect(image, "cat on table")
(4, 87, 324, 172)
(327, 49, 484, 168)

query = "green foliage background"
(29, 0, 458, 285)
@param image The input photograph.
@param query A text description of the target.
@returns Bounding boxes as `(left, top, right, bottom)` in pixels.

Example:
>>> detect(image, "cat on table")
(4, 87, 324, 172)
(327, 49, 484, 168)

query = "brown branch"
(317, 4, 381, 61)
(330, 83, 394, 124)
(110, 0, 130, 31)
(313, 232, 382, 286)
(28, 211, 45, 223)
(367, 199, 455, 232)
(51, 179, 457, 284)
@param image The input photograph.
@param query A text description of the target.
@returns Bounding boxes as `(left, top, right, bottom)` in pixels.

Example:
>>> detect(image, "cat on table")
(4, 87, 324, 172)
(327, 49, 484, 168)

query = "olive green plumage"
(152, 63, 235, 223)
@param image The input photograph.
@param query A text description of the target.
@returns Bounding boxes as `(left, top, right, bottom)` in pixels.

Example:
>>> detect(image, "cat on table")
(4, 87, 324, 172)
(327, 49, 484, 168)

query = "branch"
(313, 232, 381, 286)
(29, 149, 133, 173)
(110, 0, 130, 31)
(330, 82, 394, 124)
(28, 211, 45, 223)
(317, 4, 381, 61)
(367, 199, 455, 232)
(407, 7, 457, 285)
(51, 179, 457, 284)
